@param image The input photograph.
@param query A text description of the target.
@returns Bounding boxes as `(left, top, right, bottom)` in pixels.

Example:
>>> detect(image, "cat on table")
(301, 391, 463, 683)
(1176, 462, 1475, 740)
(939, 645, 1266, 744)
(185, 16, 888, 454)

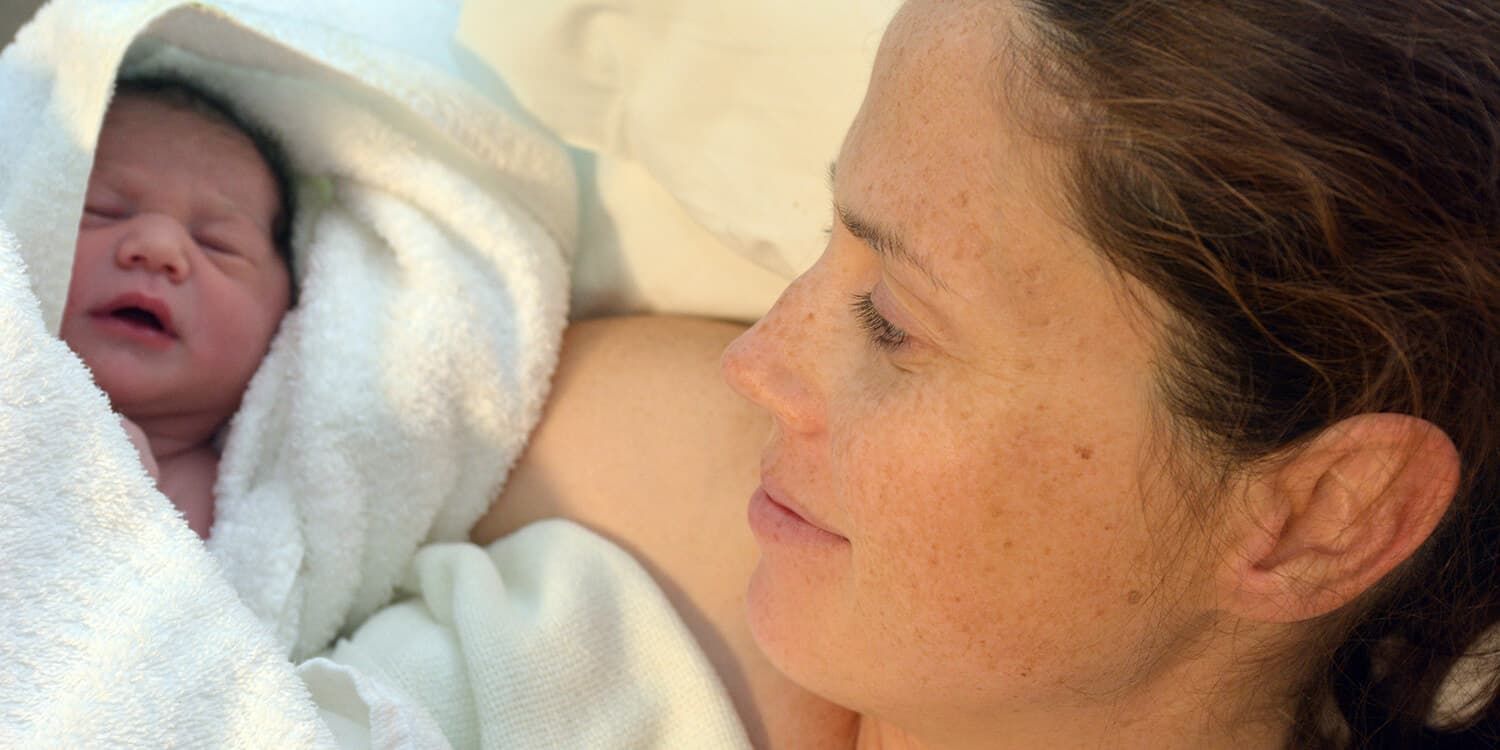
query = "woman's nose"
(721, 273, 826, 435)
(114, 213, 192, 283)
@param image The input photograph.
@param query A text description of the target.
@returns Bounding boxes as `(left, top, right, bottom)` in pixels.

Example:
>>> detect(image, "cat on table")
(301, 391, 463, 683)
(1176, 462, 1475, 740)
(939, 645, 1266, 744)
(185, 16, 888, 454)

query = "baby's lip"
(91, 292, 178, 338)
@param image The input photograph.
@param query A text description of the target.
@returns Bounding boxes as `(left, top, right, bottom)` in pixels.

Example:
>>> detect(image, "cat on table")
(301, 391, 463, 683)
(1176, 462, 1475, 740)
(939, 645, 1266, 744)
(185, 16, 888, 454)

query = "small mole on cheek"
(1073, 445, 1094, 460)
(1127, 590, 1143, 605)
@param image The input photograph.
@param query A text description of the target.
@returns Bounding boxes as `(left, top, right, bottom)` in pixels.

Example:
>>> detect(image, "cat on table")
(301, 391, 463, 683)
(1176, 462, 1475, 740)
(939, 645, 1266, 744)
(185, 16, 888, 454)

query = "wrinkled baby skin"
(61, 94, 290, 538)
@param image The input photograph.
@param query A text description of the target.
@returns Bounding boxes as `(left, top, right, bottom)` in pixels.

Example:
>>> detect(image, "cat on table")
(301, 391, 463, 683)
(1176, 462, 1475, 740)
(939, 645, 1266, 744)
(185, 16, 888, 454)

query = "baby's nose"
(115, 213, 192, 283)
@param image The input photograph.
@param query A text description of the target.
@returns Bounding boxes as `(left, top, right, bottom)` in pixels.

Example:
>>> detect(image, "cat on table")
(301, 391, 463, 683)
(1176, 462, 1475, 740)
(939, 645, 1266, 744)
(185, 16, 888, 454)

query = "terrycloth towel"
(303, 520, 751, 749)
(0, 1, 750, 747)
(0, 217, 335, 747)
(0, 245, 748, 743)
(0, 238, 749, 744)
(0, 0, 575, 660)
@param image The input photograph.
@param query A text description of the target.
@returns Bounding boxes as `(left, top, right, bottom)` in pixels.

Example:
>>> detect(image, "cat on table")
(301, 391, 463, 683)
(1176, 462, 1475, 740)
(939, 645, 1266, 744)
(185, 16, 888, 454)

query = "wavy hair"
(1015, 1, 1500, 745)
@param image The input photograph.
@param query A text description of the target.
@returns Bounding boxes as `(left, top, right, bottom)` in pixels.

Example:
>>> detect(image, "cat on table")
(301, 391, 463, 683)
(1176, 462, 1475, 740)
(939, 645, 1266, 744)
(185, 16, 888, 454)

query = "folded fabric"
(0, 0, 754, 746)
(456, 0, 900, 321)
(0, 0, 575, 661)
(303, 521, 750, 750)
(0, 217, 338, 745)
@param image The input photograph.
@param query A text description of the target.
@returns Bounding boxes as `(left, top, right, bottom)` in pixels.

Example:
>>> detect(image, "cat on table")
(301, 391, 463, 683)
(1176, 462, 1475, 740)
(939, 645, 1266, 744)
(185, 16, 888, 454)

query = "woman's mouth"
(748, 485, 850, 548)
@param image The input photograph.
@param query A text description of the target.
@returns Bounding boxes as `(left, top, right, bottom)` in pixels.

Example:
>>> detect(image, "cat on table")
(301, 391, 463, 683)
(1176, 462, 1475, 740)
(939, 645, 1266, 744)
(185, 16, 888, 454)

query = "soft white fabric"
(0, 221, 336, 747)
(0, 1, 752, 744)
(303, 521, 750, 750)
(0, 0, 576, 661)
(456, 0, 901, 321)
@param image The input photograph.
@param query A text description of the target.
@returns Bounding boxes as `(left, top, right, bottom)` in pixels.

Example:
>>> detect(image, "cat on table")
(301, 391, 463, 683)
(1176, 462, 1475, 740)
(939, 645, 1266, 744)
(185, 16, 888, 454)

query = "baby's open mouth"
(111, 306, 166, 332)
(93, 293, 177, 338)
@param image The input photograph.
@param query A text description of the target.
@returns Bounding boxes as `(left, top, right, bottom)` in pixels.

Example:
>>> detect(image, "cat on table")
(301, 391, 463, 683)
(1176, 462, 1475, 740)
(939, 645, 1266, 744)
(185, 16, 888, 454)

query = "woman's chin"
(745, 560, 852, 698)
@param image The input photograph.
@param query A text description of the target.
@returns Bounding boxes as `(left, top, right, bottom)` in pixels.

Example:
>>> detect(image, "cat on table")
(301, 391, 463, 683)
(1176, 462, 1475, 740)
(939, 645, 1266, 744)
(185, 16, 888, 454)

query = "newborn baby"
(60, 77, 295, 539)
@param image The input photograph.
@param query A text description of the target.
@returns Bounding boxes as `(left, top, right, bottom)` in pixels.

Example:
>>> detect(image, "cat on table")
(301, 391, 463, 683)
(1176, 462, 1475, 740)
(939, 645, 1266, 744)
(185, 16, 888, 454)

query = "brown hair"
(1013, 0, 1500, 745)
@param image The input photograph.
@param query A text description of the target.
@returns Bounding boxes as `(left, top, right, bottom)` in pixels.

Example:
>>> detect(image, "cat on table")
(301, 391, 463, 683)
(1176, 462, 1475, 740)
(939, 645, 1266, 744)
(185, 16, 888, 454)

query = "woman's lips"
(748, 486, 850, 547)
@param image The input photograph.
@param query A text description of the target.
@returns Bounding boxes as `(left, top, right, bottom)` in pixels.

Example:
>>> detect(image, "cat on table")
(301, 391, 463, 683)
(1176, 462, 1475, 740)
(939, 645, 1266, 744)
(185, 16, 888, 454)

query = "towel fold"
(0, 218, 337, 746)
(0, 0, 576, 660)
(0, 2, 751, 746)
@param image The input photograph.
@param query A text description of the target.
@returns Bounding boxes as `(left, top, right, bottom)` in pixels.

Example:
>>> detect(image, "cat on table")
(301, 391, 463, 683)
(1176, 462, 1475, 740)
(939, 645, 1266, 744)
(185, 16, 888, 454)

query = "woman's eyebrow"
(828, 161, 952, 293)
(834, 201, 952, 293)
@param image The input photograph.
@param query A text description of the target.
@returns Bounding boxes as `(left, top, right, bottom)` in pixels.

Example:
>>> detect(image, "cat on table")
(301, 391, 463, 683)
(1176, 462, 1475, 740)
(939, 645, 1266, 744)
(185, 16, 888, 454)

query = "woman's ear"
(1219, 413, 1460, 623)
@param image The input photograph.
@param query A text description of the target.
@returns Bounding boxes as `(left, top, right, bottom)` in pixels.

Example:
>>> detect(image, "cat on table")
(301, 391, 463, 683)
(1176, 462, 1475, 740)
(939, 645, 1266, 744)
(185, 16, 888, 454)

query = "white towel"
(0, 0, 575, 660)
(0, 216, 339, 746)
(0, 3, 753, 747)
(303, 520, 752, 750)
(2, 207, 751, 747)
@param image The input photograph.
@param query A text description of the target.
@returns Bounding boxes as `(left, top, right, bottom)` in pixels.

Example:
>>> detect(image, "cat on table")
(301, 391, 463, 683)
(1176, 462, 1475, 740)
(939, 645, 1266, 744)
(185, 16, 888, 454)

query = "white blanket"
(0, 0, 748, 747)
(0, 0, 576, 660)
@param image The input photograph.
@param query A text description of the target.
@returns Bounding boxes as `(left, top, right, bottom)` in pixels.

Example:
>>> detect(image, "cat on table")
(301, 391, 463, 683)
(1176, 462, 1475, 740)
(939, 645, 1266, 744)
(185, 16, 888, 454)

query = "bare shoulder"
(473, 315, 856, 749)
(473, 315, 764, 546)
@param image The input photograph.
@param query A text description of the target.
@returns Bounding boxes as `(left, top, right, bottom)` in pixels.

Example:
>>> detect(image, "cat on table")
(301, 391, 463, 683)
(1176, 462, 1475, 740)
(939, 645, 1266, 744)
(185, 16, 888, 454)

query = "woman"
(477, 0, 1500, 746)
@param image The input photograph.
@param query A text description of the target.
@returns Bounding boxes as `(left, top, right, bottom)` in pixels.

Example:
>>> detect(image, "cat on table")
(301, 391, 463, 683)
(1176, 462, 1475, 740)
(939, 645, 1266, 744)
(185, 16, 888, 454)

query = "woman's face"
(722, 0, 1212, 737)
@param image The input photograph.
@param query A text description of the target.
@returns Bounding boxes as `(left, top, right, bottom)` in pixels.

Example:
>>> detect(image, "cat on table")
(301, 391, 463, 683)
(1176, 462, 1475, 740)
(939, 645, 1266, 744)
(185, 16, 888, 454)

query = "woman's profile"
(479, 0, 1500, 746)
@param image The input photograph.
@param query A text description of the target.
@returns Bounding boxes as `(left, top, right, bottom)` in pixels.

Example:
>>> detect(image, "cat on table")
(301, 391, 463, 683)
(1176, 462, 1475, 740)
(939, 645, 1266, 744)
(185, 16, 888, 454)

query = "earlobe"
(1223, 413, 1460, 624)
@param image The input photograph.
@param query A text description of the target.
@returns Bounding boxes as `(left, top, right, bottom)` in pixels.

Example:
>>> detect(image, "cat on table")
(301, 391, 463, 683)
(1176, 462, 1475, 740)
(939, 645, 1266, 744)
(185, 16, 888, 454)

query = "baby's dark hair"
(111, 75, 297, 283)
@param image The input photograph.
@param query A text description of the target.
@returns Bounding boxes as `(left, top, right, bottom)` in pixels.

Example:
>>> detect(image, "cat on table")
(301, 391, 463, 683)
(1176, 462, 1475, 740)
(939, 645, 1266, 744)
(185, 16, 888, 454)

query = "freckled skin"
(721, 1, 1235, 746)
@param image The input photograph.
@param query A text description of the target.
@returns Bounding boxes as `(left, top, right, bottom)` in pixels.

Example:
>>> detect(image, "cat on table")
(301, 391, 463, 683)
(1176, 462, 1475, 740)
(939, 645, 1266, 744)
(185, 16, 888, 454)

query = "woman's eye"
(850, 291, 909, 351)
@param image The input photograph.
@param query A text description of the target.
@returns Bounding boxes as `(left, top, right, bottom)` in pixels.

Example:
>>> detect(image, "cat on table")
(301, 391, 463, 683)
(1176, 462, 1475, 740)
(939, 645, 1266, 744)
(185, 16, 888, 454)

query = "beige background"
(3, 1, 44, 46)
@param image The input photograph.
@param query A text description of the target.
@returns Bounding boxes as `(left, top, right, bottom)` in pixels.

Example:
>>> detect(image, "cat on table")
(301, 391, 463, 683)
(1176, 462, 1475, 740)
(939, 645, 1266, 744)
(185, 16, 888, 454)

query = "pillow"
(456, 0, 900, 321)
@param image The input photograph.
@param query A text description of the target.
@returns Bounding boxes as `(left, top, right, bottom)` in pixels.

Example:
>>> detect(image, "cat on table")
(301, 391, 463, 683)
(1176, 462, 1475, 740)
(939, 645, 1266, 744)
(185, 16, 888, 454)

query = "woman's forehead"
(838, 1, 1041, 282)
(840, 1, 1162, 339)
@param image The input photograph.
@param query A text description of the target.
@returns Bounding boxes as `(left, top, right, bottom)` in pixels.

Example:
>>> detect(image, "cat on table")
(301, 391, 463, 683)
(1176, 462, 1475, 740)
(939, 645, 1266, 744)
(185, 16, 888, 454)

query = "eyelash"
(82, 206, 239, 257)
(198, 238, 233, 255)
(850, 292, 909, 351)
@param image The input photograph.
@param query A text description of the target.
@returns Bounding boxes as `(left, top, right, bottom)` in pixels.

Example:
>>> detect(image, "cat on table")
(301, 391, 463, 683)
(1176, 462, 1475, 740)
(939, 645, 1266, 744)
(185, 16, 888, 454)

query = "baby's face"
(60, 95, 291, 430)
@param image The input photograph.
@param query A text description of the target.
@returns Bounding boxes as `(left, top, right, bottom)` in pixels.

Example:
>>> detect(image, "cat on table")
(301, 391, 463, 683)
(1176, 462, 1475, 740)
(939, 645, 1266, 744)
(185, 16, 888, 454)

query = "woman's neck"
(848, 632, 1297, 750)
(853, 706, 1290, 750)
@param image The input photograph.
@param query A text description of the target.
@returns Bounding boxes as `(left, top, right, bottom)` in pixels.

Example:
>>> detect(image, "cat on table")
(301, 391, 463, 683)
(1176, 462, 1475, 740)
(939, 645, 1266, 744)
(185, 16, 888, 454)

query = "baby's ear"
(1218, 413, 1460, 623)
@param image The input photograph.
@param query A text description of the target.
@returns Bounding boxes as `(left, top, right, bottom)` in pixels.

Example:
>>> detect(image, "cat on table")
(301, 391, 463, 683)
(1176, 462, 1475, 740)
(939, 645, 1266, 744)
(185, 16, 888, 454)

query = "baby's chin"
(101, 378, 244, 447)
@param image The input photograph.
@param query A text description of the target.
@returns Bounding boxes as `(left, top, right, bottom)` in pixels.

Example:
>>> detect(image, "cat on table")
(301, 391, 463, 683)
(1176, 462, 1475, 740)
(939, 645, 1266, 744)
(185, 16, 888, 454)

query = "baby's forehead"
(105, 92, 260, 150)
(96, 96, 278, 205)
(100, 79, 297, 280)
